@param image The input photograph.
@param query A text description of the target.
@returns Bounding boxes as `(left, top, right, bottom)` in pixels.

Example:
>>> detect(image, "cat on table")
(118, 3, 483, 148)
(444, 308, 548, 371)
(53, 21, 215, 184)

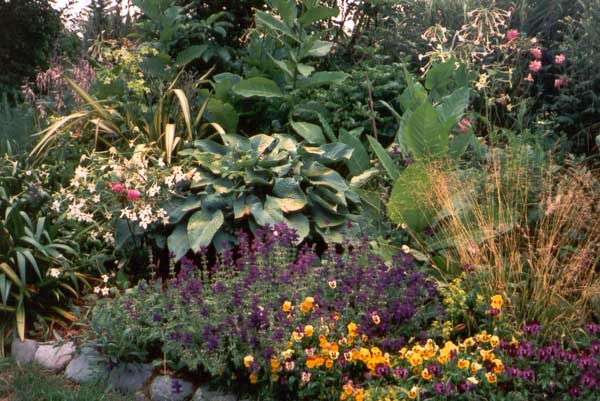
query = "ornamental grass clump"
(423, 149, 600, 336)
(86, 223, 442, 397)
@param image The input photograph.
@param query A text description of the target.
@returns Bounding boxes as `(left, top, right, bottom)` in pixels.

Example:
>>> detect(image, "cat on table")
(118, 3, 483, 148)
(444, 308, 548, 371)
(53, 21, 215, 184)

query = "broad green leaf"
(305, 162, 349, 192)
(299, 7, 338, 25)
(250, 134, 276, 154)
(175, 45, 208, 66)
(286, 213, 309, 242)
(234, 195, 260, 219)
(274, 0, 297, 25)
(250, 201, 285, 226)
(449, 132, 474, 158)
(387, 163, 435, 232)
(312, 205, 346, 228)
(316, 113, 337, 143)
(438, 87, 470, 122)
(305, 40, 334, 57)
(162, 195, 203, 225)
(167, 223, 190, 261)
(367, 136, 400, 180)
(255, 12, 299, 42)
(339, 128, 370, 175)
(270, 56, 294, 78)
(297, 63, 315, 77)
(398, 82, 427, 112)
(268, 180, 307, 212)
(187, 209, 224, 251)
(296, 71, 347, 89)
(206, 99, 239, 133)
(266, 195, 306, 213)
(425, 59, 455, 93)
(350, 168, 380, 188)
(404, 102, 449, 159)
(303, 143, 354, 164)
(290, 121, 325, 145)
(232, 77, 283, 98)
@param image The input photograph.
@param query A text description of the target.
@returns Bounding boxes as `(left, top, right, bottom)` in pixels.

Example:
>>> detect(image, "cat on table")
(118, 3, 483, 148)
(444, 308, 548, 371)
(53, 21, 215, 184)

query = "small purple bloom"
(522, 321, 541, 336)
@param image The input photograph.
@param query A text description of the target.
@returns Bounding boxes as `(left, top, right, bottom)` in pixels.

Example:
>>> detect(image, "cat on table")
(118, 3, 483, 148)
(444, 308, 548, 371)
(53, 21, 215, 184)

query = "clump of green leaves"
(164, 132, 358, 257)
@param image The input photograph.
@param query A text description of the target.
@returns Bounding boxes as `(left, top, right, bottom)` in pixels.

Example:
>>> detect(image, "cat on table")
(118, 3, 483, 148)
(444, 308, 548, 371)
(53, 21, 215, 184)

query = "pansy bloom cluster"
(88, 224, 443, 399)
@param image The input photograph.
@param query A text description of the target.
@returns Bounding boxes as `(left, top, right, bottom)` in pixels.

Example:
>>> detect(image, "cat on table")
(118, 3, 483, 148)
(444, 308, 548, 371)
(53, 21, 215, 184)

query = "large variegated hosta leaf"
(187, 209, 224, 252)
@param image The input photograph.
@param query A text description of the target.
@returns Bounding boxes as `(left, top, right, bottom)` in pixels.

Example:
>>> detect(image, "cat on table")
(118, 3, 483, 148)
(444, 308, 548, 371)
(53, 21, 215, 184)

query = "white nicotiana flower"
(401, 245, 411, 254)
(48, 268, 61, 278)
(148, 184, 161, 197)
(74, 166, 89, 181)
(101, 287, 110, 296)
(93, 194, 101, 203)
(51, 199, 62, 212)
(138, 205, 154, 229)
(102, 232, 115, 245)
(94, 286, 101, 294)
(101, 274, 110, 283)
(87, 183, 96, 193)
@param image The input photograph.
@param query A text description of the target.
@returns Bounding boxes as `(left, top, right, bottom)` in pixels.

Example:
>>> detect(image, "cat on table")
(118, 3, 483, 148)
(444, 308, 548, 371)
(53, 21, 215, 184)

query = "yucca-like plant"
(29, 68, 220, 165)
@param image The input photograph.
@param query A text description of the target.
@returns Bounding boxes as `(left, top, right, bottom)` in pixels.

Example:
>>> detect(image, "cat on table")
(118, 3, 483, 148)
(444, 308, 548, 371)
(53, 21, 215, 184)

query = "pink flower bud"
(530, 48, 542, 60)
(111, 182, 124, 193)
(457, 118, 472, 133)
(554, 77, 567, 89)
(126, 189, 141, 202)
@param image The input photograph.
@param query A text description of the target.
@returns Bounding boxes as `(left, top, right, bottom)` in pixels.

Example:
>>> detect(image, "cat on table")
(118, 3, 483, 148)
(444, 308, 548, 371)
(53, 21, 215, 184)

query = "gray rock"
(34, 342, 75, 371)
(108, 363, 153, 393)
(149, 375, 194, 401)
(11, 339, 38, 365)
(64, 347, 108, 383)
(191, 386, 237, 401)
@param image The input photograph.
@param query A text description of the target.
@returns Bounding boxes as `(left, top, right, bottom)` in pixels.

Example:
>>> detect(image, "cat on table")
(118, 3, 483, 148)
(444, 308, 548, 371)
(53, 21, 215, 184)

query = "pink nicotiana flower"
(530, 48, 542, 59)
(457, 118, 472, 133)
(126, 189, 141, 202)
(529, 60, 542, 73)
(111, 182, 125, 193)
(555, 54, 566, 65)
(507, 29, 519, 41)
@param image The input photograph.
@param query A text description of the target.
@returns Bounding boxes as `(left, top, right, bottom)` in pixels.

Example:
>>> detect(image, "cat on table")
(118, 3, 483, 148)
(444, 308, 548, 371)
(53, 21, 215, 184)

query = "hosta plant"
(165, 132, 359, 258)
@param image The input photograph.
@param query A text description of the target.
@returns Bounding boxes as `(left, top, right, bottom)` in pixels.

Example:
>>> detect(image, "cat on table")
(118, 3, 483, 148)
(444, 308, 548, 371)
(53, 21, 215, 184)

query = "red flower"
(507, 29, 519, 41)
(530, 48, 542, 60)
(127, 189, 141, 201)
(111, 182, 125, 193)
(529, 60, 542, 73)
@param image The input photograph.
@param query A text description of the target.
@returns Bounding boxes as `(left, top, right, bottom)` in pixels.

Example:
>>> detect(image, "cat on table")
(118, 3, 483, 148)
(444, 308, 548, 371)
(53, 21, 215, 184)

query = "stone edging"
(10, 339, 243, 401)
